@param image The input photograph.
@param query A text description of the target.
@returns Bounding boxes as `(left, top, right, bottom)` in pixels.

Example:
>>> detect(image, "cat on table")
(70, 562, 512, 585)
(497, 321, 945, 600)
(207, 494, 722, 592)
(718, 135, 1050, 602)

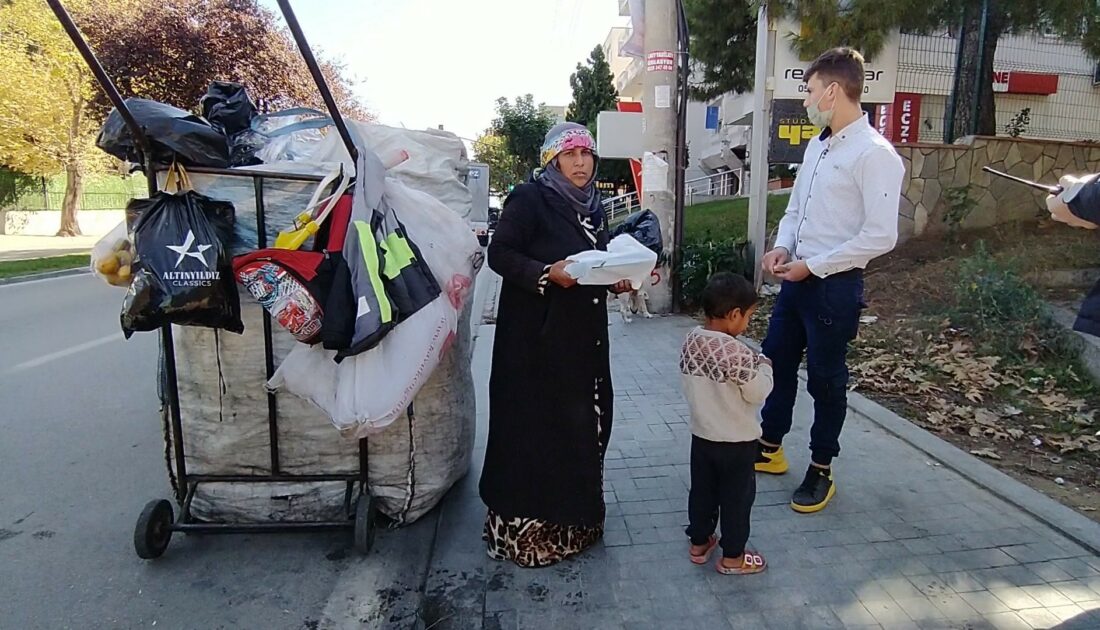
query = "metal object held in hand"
(982, 166, 1063, 195)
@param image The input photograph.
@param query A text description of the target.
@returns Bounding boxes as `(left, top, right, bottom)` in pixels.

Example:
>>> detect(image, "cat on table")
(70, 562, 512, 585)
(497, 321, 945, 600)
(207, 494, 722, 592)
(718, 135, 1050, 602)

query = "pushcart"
(47, 0, 378, 559)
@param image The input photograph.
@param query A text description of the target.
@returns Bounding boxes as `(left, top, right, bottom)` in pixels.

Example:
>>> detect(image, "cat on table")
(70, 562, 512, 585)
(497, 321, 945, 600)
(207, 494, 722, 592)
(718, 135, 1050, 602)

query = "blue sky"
(258, 0, 627, 145)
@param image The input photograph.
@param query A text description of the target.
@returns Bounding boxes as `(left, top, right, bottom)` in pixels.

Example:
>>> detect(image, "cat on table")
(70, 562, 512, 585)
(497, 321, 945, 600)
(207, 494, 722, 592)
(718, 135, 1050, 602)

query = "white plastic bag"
(253, 108, 331, 164)
(385, 178, 482, 310)
(268, 296, 457, 436)
(565, 234, 659, 289)
(90, 220, 134, 288)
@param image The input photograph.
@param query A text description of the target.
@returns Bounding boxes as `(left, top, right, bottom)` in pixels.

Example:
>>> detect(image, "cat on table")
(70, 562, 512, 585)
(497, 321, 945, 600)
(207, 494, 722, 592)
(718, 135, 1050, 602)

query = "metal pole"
(641, 0, 679, 314)
(943, 8, 968, 144)
(746, 3, 772, 289)
(970, 0, 990, 137)
(275, 0, 359, 162)
(671, 0, 689, 313)
(45, 0, 151, 162)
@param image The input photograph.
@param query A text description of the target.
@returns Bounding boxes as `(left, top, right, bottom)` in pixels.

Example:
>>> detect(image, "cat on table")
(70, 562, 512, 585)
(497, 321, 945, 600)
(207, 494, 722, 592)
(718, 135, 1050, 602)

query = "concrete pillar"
(641, 0, 679, 313)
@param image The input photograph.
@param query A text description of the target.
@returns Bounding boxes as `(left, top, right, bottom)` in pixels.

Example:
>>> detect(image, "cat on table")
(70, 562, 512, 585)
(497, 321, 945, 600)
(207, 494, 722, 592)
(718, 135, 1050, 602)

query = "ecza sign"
(874, 93, 922, 143)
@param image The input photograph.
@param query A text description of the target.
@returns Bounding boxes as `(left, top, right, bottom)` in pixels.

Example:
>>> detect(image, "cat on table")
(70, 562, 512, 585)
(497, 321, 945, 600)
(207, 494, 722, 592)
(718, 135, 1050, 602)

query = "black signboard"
(768, 100, 878, 164)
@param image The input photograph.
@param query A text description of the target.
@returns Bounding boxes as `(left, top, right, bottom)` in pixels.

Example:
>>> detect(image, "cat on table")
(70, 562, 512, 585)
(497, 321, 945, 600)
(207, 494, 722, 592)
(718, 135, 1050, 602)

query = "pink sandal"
(689, 535, 718, 565)
(715, 550, 767, 575)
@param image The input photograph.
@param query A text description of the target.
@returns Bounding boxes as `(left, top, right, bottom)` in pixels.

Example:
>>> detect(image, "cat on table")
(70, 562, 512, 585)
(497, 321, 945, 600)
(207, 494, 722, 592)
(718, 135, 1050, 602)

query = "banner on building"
(771, 19, 900, 104)
(874, 92, 922, 143)
(992, 71, 1059, 95)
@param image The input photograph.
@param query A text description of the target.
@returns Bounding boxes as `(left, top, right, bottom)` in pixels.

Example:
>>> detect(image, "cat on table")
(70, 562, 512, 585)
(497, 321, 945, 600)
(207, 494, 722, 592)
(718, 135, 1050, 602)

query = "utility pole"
(746, 3, 772, 288)
(641, 0, 679, 314)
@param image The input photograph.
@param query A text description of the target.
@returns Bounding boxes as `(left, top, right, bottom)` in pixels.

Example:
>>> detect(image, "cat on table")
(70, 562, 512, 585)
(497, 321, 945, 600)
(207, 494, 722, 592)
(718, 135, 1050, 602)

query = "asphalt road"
(0, 273, 444, 630)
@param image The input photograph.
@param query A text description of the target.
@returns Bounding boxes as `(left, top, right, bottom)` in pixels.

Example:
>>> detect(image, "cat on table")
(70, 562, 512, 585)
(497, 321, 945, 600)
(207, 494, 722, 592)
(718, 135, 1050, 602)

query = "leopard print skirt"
(483, 511, 603, 568)
(482, 377, 608, 568)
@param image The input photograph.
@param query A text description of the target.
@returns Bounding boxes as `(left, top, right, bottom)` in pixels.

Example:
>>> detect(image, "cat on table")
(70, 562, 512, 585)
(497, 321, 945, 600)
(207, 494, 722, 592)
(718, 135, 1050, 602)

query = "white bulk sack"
(165, 294, 476, 525)
(565, 234, 659, 289)
(268, 296, 457, 436)
(267, 178, 482, 436)
(310, 121, 472, 221)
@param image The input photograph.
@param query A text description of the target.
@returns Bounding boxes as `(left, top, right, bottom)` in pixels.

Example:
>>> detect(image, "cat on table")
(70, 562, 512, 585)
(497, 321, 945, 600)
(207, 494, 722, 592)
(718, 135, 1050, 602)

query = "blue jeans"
(760, 271, 865, 466)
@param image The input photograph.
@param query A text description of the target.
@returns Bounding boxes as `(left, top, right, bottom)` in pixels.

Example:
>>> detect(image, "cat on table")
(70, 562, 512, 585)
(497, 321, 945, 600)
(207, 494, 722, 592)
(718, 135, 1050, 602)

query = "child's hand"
(758, 355, 773, 368)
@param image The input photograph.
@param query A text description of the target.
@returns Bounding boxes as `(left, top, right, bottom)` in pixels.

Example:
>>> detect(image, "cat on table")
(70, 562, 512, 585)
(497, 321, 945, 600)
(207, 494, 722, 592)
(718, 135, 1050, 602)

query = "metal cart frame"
(47, 0, 377, 559)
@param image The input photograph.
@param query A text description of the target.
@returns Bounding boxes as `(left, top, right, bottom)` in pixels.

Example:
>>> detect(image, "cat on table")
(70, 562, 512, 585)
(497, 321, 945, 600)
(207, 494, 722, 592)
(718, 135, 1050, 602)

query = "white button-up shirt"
(774, 116, 904, 278)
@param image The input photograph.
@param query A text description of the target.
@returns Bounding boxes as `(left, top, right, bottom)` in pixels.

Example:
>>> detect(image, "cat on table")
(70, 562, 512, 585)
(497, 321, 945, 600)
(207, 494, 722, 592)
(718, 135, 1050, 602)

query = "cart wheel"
(353, 494, 377, 555)
(134, 499, 174, 559)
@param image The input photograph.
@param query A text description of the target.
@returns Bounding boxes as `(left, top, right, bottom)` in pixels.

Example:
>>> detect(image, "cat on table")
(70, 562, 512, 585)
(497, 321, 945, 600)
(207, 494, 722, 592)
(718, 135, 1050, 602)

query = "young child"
(679, 272, 773, 574)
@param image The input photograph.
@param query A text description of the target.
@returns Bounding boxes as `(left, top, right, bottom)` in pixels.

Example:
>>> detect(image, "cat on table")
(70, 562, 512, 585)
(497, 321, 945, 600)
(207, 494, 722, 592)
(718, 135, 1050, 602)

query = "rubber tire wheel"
(353, 494, 377, 555)
(134, 499, 174, 559)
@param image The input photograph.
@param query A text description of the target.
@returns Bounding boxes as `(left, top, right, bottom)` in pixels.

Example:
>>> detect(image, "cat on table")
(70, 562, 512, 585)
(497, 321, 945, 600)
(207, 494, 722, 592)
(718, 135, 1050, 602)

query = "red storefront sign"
(992, 71, 1059, 95)
(875, 93, 922, 143)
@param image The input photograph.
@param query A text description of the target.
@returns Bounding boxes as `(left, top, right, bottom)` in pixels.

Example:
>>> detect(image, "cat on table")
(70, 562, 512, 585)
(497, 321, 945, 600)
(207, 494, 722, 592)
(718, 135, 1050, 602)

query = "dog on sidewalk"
(616, 287, 653, 323)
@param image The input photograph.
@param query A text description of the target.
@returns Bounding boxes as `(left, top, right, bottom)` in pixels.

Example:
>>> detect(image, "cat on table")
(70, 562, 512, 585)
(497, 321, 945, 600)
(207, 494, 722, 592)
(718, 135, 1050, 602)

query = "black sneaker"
(790, 465, 835, 513)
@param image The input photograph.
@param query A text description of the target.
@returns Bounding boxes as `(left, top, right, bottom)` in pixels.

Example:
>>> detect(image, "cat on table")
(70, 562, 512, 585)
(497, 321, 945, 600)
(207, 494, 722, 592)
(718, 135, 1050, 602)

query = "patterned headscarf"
(536, 123, 603, 228)
(540, 122, 597, 168)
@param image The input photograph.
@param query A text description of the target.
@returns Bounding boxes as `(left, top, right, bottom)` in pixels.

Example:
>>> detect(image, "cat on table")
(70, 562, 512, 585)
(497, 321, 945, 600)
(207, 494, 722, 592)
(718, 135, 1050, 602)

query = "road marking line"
(5, 333, 123, 375)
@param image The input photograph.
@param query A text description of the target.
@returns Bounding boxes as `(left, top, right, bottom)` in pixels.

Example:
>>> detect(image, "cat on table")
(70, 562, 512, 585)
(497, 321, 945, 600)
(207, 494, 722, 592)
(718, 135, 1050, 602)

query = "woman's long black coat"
(478, 181, 613, 527)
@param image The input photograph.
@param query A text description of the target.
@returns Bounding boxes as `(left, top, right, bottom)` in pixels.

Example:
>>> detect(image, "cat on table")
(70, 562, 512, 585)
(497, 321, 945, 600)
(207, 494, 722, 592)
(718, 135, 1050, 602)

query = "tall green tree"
(566, 45, 632, 189)
(490, 95, 558, 183)
(682, 0, 758, 100)
(472, 132, 523, 193)
(689, 1, 1100, 139)
(567, 46, 619, 127)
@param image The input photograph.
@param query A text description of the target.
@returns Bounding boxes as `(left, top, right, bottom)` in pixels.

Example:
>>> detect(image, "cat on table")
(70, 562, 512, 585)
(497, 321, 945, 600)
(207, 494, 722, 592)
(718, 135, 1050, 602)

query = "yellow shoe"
(790, 466, 836, 514)
(754, 445, 789, 474)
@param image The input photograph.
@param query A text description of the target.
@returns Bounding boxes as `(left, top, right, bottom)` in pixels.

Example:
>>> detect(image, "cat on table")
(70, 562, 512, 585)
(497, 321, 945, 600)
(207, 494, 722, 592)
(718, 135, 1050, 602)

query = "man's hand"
(1046, 192, 1098, 230)
(774, 260, 812, 282)
(548, 260, 578, 288)
(761, 247, 790, 275)
(609, 280, 633, 294)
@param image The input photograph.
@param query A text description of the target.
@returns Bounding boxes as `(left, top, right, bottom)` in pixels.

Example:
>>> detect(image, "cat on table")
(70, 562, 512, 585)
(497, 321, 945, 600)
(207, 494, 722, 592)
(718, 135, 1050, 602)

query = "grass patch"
(683, 193, 788, 243)
(0, 254, 89, 279)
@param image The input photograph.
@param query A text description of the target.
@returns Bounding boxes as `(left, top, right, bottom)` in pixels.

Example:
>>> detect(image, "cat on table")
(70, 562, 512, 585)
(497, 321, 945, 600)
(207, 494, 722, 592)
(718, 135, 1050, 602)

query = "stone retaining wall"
(895, 136, 1100, 244)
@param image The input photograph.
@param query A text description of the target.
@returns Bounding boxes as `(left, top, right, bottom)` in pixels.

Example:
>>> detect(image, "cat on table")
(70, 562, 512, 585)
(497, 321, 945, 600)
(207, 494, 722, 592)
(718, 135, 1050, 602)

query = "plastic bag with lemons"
(91, 221, 135, 287)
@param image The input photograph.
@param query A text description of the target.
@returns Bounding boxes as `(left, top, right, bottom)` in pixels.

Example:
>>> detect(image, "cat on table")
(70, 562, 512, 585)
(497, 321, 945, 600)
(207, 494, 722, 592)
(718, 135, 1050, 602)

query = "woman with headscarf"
(479, 123, 631, 568)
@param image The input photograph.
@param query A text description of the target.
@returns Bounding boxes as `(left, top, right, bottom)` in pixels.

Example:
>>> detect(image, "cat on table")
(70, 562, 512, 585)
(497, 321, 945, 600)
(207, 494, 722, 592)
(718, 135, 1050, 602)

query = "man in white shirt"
(754, 48, 905, 514)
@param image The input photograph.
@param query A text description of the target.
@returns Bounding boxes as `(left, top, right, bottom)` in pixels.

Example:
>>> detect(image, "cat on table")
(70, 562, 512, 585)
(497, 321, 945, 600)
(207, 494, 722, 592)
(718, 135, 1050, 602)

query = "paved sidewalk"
(0, 234, 99, 261)
(419, 314, 1100, 630)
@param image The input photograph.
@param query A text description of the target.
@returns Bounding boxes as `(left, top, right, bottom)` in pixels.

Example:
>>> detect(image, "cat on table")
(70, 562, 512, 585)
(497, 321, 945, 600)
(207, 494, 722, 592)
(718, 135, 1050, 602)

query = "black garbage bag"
(200, 81, 264, 167)
(611, 209, 663, 254)
(97, 98, 230, 168)
(121, 190, 243, 338)
(200, 81, 256, 136)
